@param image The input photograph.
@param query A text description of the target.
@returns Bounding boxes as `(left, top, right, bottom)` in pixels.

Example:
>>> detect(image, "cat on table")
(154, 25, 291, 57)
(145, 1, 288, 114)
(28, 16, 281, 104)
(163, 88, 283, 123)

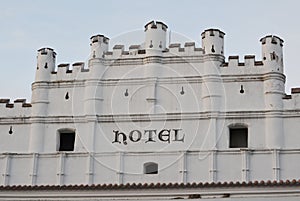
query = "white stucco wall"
(0, 21, 299, 187)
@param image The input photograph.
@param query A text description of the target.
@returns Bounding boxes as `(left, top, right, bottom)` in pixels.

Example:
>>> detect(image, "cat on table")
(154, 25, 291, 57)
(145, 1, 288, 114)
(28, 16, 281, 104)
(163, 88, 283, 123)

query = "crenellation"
(90, 34, 109, 59)
(244, 55, 255, 66)
(72, 62, 85, 74)
(29, 22, 286, 85)
(168, 42, 203, 56)
(38, 47, 55, 56)
(228, 55, 239, 67)
(184, 42, 195, 53)
(0, 99, 10, 104)
(291, 87, 300, 94)
(129, 45, 140, 50)
(184, 42, 195, 47)
(169, 43, 181, 54)
(260, 35, 284, 73)
(201, 28, 225, 55)
(14, 99, 26, 103)
(57, 63, 70, 76)
(260, 35, 283, 47)
(144, 21, 168, 56)
(283, 87, 300, 109)
(0, 98, 32, 117)
(129, 45, 141, 55)
(169, 43, 180, 48)
(14, 99, 28, 109)
(112, 45, 124, 57)
(226, 55, 264, 69)
(57, 63, 70, 68)
(5, 103, 13, 108)
(90, 34, 109, 45)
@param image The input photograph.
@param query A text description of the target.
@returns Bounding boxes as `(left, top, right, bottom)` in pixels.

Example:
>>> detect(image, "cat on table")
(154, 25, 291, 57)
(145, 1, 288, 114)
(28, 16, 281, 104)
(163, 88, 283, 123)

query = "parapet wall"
(222, 55, 263, 68)
(44, 52, 269, 81)
(0, 99, 31, 117)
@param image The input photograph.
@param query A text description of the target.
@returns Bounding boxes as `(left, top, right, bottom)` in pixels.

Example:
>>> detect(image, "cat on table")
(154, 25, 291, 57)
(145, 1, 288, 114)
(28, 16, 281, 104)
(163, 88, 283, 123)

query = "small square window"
(59, 132, 75, 151)
(229, 128, 248, 148)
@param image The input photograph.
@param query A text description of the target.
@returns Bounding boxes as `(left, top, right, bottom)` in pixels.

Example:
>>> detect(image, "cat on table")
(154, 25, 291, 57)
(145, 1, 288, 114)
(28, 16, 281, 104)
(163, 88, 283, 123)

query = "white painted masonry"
(0, 21, 300, 196)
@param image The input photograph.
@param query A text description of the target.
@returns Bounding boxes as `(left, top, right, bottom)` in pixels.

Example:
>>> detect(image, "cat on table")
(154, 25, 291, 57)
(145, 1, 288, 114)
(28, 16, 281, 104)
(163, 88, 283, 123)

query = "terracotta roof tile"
(0, 179, 300, 191)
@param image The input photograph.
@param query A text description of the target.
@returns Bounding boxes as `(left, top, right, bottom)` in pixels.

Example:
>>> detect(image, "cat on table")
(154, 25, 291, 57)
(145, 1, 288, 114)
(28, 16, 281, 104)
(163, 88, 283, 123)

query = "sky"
(0, 0, 299, 100)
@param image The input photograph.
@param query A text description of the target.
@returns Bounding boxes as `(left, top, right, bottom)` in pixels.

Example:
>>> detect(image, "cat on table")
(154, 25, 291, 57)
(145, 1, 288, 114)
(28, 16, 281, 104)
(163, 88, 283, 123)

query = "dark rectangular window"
(229, 128, 248, 148)
(59, 132, 75, 151)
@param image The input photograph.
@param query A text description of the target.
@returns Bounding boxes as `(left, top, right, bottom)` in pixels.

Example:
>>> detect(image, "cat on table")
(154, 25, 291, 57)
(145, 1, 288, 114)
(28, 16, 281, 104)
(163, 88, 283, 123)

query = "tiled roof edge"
(0, 179, 300, 191)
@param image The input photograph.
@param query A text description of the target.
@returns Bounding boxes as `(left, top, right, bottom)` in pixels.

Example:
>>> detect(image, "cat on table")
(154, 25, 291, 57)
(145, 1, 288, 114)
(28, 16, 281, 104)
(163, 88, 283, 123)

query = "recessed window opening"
(144, 162, 158, 174)
(58, 129, 75, 151)
(229, 127, 248, 148)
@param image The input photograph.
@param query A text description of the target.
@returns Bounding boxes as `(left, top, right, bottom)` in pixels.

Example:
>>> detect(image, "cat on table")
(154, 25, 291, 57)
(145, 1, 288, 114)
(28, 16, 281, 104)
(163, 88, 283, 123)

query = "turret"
(261, 35, 285, 149)
(260, 35, 284, 73)
(30, 47, 56, 152)
(200, 29, 225, 150)
(89, 34, 109, 59)
(201, 29, 225, 55)
(144, 21, 168, 56)
(35, 48, 56, 81)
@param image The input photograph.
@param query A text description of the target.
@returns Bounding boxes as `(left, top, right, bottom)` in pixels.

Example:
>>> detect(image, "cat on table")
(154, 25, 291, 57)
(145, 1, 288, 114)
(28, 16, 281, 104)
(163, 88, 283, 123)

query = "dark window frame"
(229, 125, 248, 148)
(57, 129, 76, 151)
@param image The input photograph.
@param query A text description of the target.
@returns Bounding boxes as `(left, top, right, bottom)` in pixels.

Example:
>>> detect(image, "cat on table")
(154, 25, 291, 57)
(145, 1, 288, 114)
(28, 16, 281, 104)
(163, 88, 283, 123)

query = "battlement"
(144, 20, 168, 53)
(49, 62, 89, 80)
(0, 98, 32, 117)
(103, 41, 204, 58)
(169, 42, 203, 55)
(201, 29, 225, 39)
(144, 21, 168, 32)
(222, 55, 264, 67)
(201, 28, 225, 55)
(260, 35, 284, 73)
(90, 34, 109, 45)
(32, 22, 287, 83)
(260, 35, 284, 47)
(282, 87, 300, 109)
(0, 98, 32, 108)
(37, 47, 56, 57)
(90, 34, 109, 59)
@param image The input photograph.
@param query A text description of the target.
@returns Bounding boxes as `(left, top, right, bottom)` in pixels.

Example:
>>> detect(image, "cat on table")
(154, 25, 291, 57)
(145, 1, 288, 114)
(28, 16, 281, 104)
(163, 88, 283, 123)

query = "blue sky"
(0, 0, 299, 100)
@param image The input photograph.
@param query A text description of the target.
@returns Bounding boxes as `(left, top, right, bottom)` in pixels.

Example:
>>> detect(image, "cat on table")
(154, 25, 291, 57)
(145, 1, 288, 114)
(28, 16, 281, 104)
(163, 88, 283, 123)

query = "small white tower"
(144, 21, 168, 56)
(35, 48, 56, 81)
(260, 35, 284, 73)
(201, 29, 225, 150)
(261, 35, 285, 149)
(86, 35, 109, 152)
(30, 48, 56, 152)
(90, 35, 109, 59)
(201, 29, 225, 55)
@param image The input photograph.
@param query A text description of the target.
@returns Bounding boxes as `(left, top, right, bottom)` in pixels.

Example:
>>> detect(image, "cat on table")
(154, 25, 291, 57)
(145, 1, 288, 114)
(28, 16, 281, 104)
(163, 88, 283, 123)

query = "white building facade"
(0, 20, 300, 200)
